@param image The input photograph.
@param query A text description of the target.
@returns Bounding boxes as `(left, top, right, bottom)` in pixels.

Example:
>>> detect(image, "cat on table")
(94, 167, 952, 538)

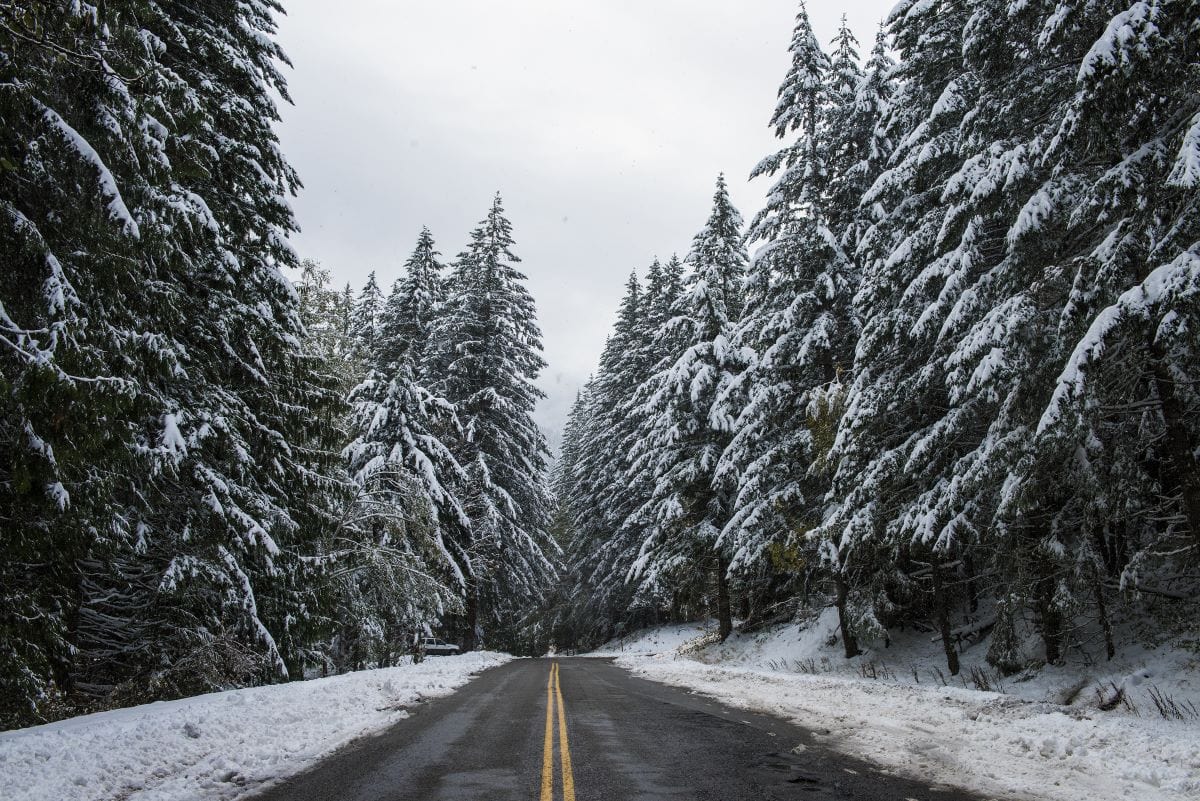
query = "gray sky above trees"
(274, 0, 892, 448)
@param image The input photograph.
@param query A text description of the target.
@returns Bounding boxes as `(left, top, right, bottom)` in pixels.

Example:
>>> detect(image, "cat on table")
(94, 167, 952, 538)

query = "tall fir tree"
(429, 195, 555, 650)
(553, 0, 1199, 674)
(377, 227, 446, 379)
(561, 273, 649, 637)
(718, 0, 881, 652)
(632, 177, 747, 639)
(1, 1, 339, 720)
(350, 271, 384, 358)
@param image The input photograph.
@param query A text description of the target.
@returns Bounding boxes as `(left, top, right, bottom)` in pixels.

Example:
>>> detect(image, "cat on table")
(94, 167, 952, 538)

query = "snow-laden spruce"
(822, 0, 1200, 670)
(0, 1, 338, 721)
(340, 229, 471, 665)
(350, 271, 384, 358)
(629, 176, 747, 640)
(552, 0, 1198, 678)
(716, 0, 893, 658)
(428, 195, 557, 652)
(553, 255, 693, 644)
(377, 227, 447, 379)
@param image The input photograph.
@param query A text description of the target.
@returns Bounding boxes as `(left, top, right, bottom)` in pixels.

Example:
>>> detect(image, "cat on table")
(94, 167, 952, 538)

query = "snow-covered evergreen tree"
(815, 0, 1200, 672)
(350, 271, 384, 357)
(825, 14, 864, 231)
(0, 1, 341, 721)
(296, 260, 361, 389)
(560, 274, 651, 637)
(942, 0, 1200, 666)
(377, 227, 446, 378)
(631, 177, 747, 639)
(717, 0, 883, 654)
(429, 195, 556, 650)
(338, 366, 467, 653)
(551, 0, 1199, 673)
(338, 223, 474, 663)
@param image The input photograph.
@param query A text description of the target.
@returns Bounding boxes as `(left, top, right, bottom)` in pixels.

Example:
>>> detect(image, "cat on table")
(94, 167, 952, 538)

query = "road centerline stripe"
(541, 663, 555, 801)
(554, 663, 576, 801)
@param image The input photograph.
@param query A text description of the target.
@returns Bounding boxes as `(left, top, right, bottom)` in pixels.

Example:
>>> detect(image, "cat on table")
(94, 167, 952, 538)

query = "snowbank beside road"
(0, 652, 510, 801)
(589, 621, 712, 656)
(608, 622, 1200, 801)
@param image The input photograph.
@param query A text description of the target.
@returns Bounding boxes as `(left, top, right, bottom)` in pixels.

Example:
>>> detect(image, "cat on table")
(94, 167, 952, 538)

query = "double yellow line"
(540, 662, 575, 801)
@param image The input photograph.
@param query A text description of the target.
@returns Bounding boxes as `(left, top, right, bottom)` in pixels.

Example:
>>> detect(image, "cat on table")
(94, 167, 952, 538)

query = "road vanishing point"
(251, 657, 992, 801)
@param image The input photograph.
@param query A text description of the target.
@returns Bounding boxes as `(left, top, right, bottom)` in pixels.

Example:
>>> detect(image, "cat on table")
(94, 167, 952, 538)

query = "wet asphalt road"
(250, 657, 994, 801)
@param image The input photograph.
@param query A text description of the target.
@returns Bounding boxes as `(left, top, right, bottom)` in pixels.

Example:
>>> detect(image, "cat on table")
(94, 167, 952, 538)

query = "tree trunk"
(932, 562, 960, 676)
(462, 584, 479, 652)
(1151, 356, 1200, 544)
(1092, 561, 1116, 661)
(716, 556, 732, 641)
(1036, 564, 1064, 665)
(963, 553, 980, 613)
(834, 571, 860, 658)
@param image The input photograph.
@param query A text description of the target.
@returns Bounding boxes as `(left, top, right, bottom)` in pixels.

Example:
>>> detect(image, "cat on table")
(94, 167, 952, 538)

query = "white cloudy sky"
(273, 0, 893, 448)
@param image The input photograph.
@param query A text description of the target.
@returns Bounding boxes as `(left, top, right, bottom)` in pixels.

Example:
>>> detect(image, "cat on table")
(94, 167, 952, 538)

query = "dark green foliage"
(0, 0, 337, 724)
(429, 195, 555, 650)
(557, 1, 1200, 673)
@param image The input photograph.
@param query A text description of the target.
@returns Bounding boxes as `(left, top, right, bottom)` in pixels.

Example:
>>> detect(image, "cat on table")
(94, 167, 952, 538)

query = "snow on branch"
(1038, 249, 1200, 434)
(35, 100, 141, 238)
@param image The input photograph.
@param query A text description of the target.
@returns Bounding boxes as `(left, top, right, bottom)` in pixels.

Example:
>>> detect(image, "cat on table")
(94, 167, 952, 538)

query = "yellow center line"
(539, 662, 578, 801)
(541, 662, 555, 801)
(554, 663, 576, 801)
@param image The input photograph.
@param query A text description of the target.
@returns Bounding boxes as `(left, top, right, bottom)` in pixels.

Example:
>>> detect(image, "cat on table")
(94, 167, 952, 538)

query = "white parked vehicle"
(420, 637, 460, 656)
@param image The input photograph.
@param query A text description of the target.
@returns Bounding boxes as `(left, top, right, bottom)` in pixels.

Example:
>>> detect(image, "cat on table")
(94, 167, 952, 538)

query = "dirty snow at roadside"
(605, 622, 1199, 801)
(0, 652, 510, 801)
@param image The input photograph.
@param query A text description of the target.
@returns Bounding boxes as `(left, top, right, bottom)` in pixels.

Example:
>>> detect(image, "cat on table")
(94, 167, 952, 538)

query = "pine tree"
(941, 0, 1200, 666)
(339, 367, 468, 660)
(818, 0, 1200, 672)
(339, 224, 470, 663)
(0, 1, 339, 720)
(551, 0, 1200, 672)
(338, 283, 356, 345)
(0, 1, 154, 719)
(554, 256, 695, 646)
(825, 12, 864, 229)
(78, 0, 338, 696)
(561, 274, 650, 638)
(430, 194, 555, 650)
(718, 1, 879, 654)
(350, 271, 384, 357)
(377, 227, 446, 378)
(296, 260, 359, 383)
(749, 0, 831, 243)
(550, 385, 606, 645)
(632, 177, 747, 640)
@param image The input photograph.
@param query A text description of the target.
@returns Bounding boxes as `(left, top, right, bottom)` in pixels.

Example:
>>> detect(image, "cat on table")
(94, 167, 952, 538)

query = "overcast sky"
(274, 0, 893, 449)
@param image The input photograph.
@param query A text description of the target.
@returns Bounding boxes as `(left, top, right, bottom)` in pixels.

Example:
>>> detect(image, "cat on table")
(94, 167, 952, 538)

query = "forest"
(2, 0, 1198, 732)
(1, 2, 553, 727)
(548, 2, 1200, 672)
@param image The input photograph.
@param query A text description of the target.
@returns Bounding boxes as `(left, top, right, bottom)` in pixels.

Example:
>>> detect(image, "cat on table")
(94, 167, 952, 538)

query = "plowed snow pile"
(599, 618, 1200, 801)
(0, 652, 510, 801)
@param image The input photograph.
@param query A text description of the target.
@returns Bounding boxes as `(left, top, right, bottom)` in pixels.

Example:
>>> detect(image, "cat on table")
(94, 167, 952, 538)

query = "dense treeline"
(0, 3, 552, 727)
(551, 1, 1200, 672)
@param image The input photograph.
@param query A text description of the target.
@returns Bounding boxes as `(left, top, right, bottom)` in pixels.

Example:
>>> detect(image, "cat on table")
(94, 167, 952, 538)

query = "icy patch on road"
(0, 652, 510, 801)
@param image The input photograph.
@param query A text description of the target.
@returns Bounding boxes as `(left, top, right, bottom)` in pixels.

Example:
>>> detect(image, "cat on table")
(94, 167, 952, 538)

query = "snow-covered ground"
(597, 616, 1200, 801)
(589, 621, 714, 657)
(0, 652, 510, 801)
